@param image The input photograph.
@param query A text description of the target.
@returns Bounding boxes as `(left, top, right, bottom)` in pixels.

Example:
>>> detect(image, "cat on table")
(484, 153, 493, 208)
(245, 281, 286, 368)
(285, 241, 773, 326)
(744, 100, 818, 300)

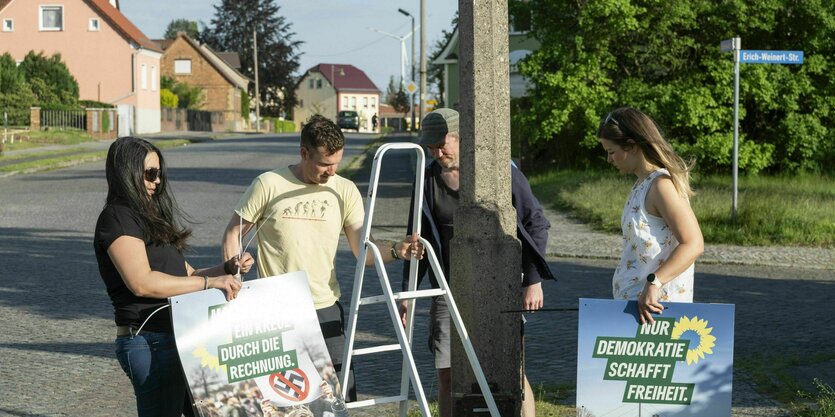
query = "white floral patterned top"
(612, 169, 694, 302)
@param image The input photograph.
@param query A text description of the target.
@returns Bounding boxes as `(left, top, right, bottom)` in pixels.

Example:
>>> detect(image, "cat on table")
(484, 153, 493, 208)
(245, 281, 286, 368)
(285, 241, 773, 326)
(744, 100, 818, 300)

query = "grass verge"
(528, 169, 835, 247)
(1, 129, 93, 152)
(0, 139, 191, 174)
(337, 134, 388, 180)
(400, 384, 575, 416)
(737, 353, 835, 415)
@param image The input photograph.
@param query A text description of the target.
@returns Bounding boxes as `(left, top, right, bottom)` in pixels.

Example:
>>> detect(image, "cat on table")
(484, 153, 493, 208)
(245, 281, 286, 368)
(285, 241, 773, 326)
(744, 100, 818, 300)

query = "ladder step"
(346, 395, 409, 408)
(352, 344, 401, 356)
(359, 288, 447, 305)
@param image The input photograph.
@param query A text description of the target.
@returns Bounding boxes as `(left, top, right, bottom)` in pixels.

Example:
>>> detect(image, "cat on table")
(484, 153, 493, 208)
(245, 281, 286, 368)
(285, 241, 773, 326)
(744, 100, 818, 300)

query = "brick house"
(0, 0, 162, 134)
(293, 63, 381, 132)
(157, 33, 250, 131)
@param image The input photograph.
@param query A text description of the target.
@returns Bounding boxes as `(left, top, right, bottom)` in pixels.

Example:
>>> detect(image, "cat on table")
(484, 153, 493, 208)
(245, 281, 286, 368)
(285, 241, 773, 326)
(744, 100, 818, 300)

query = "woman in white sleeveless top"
(597, 107, 704, 324)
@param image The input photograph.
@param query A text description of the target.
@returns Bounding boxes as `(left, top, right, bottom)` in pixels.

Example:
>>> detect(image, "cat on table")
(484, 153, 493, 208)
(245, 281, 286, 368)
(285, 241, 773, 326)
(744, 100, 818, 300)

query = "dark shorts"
(317, 301, 356, 402)
(428, 297, 527, 370)
(429, 296, 451, 369)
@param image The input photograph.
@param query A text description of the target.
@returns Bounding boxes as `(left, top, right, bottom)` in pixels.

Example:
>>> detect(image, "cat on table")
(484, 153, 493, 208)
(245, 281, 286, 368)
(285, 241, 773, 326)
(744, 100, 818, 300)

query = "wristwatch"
(390, 244, 400, 260)
(646, 273, 663, 288)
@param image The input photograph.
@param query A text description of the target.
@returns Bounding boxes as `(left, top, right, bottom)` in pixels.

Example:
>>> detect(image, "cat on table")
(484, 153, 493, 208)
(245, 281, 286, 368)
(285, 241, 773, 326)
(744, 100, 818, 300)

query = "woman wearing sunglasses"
(93, 136, 253, 417)
(597, 108, 704, 325)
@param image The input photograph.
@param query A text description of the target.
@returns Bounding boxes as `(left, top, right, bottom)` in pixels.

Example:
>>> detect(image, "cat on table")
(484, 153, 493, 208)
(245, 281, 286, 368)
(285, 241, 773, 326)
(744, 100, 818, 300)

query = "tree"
(18, 51, 78, 106)
(164, 19, 200, 40)
(386, 76, 409, 114)
(201, 0, 302, 117)
(0, 53, 36, 111)
(517, 0, 835, 174)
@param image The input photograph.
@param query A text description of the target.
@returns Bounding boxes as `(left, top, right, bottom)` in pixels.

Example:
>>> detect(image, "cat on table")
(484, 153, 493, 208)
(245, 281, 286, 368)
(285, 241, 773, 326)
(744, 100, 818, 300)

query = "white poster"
(171, 271, 348, 416)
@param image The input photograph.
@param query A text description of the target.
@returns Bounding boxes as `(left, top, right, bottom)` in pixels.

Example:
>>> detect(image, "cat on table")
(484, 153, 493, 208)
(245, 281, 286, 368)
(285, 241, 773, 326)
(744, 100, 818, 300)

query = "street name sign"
(740, 50, 803, 64)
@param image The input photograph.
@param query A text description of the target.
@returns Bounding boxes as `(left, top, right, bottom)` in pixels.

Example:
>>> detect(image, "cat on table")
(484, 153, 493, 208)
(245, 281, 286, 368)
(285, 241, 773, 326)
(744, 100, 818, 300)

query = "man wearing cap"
(399, 108, 555, 417)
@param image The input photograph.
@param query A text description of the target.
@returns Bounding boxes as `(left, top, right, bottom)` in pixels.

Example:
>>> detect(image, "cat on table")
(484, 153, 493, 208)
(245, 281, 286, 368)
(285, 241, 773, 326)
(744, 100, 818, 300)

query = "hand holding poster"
(171, 271, 348, 416)
(577, 298, 735, 416)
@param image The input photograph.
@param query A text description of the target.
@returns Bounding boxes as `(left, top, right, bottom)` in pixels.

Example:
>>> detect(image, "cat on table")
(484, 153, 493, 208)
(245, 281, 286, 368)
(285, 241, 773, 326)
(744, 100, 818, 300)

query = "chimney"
(109, 0, 120, 9)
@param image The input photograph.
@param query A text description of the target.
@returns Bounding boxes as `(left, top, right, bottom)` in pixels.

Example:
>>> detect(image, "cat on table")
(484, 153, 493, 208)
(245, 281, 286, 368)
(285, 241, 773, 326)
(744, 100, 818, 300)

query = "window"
(151, 66, 157, 91)
(40, 5, 63, 31)
(316, 79, 322, 89)
(174, 59, 192, 74)
(140, 64, 147, 90)
(371, 97, 377, 108)
(342, 96, 348, 108)
(299, 99, 304, 108)
(350, 97, 356, 108)
(2, 18, 13, 32)
(89, 18, 100, 31)
(362, 97, 368, 108)
(308, 78, 314, 89)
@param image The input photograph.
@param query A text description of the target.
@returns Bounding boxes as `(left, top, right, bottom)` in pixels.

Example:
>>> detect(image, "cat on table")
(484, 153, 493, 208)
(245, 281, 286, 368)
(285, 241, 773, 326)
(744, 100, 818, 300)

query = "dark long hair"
(597, 107, 694, 197)
(104, 136, 191, 251)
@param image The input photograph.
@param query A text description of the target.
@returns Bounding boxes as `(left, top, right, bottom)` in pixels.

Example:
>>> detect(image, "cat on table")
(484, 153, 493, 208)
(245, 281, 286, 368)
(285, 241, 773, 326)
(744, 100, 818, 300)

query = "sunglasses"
(144, 168, 161, 182)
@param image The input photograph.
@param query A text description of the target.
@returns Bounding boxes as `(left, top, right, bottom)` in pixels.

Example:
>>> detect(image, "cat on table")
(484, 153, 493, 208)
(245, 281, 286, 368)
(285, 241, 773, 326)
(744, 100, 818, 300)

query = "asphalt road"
(0, 133, 832, 416)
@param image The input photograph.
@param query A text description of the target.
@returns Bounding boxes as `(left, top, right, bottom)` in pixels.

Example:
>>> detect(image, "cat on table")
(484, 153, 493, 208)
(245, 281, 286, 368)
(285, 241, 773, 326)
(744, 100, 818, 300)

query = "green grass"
(337, 134, 387, 180)
(0, 146, 87, 162)
(400, 383, 574, 416)
(737, 352, 835, 415)
(797, 379, 835, 417)
(0, 139, 191, 174)
(528, 169, 835, 247)
(1, 129, 93, 151)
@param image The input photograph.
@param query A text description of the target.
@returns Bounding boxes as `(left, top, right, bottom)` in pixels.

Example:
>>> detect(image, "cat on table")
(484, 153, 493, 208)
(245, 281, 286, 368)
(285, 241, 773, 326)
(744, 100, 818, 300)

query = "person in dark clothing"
(94, 136, 253, 417)
(399, 108, 556, 417)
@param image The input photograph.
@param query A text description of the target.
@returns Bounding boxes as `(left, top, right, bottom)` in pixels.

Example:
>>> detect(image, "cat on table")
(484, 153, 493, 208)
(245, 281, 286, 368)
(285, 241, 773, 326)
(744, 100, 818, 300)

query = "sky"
(119, 0, 459, 96)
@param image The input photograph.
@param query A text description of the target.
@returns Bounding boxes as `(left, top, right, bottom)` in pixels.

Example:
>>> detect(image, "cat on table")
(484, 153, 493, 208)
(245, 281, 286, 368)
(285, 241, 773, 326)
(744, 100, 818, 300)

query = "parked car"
(337, 110, 360, 132)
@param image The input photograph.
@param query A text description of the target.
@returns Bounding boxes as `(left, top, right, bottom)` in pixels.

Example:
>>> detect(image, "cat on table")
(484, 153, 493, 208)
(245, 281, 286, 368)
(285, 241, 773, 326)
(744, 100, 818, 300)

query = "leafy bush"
(78, 100, 115, 109)
(171, 81, 204, 109)
(160, 88, 179, 108)
(240, 91, 250, 118)
(270, 118, 295, 133)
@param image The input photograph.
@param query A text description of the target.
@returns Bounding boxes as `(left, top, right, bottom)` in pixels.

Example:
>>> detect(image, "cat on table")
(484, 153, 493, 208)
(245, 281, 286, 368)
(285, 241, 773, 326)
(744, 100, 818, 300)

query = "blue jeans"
(115, 331, 194, 417)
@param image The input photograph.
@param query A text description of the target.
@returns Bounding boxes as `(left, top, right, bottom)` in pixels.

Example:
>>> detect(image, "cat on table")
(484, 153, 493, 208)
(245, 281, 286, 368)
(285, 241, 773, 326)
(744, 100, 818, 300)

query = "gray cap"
(418, 108, 459, 145)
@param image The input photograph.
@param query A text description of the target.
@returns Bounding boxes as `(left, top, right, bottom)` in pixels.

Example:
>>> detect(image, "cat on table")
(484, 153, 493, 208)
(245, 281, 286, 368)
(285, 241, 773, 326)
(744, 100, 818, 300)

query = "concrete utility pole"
(253, 27, 260, 133)
(419, 0, 426, 131)
(452, 1, 522, 416)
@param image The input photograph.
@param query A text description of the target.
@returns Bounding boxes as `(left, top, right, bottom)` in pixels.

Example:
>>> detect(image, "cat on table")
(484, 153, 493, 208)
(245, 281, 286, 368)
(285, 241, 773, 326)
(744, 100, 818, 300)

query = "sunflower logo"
(671, 316, 717, 365)
(193, 345, 225, 371)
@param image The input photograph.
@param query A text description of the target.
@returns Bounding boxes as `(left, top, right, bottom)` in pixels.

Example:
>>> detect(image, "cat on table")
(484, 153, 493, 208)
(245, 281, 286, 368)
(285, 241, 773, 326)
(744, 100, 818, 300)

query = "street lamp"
(398, 8, 416, 131)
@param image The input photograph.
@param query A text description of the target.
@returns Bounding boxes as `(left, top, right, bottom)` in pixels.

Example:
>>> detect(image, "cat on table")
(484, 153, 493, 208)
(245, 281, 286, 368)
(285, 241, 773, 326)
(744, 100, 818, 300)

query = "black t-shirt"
(430, 163, 459, 278)
(94, 203, 186, 333)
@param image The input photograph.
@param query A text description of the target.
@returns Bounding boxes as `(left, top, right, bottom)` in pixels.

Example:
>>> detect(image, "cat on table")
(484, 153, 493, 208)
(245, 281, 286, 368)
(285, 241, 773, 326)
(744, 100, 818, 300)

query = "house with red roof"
(0, 0, 162, 134)
(293, 63, 381, 133)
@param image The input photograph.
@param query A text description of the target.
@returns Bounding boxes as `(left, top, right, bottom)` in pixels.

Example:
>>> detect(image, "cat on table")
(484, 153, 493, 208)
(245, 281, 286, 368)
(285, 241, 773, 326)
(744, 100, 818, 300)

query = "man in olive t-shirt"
(222, 115, 420, 401)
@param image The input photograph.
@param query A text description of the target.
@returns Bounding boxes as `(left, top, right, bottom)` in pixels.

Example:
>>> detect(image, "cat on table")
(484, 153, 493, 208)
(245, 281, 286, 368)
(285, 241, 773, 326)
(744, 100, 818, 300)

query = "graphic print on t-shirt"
(280, 198, 332, 221)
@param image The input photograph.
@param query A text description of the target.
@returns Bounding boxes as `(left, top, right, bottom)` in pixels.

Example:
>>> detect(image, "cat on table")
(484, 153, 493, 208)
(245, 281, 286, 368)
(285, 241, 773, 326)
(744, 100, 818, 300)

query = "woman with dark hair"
(94, 136, 253, 417)
(597, 108, 704, 325)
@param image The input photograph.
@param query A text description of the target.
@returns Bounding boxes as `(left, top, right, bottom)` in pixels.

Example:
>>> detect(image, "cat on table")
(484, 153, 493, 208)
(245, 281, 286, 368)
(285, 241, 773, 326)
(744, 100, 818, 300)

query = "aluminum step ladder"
(339, 142, 500, 417)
